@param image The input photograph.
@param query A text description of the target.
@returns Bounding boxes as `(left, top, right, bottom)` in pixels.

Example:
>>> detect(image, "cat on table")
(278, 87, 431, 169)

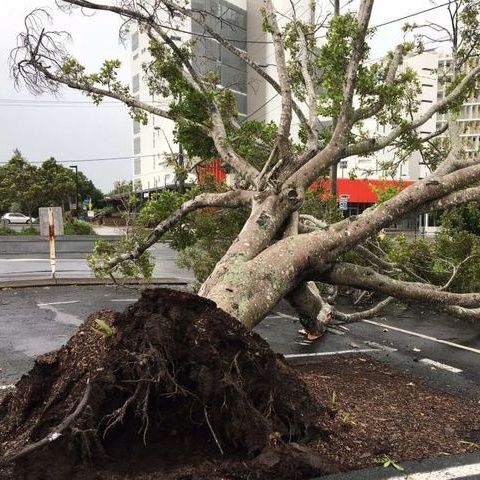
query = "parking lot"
(1, 284, 479, 400)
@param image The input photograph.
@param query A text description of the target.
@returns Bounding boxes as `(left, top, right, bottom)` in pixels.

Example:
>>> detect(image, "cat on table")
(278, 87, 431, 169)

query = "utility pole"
(70, 165, 79, 218)
(330, 0, 340, 198)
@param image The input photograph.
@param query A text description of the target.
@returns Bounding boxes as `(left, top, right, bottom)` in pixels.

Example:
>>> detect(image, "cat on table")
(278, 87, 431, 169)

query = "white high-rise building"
(131, 0, 248, 192)
(436, 53, 480, 158)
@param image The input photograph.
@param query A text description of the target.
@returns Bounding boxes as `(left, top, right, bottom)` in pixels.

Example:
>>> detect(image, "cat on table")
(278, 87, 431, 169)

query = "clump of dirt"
(0, 288, 332, 480)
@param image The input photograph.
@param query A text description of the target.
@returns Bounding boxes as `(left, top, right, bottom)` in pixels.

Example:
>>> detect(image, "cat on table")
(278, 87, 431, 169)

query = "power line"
(0, 154, 156, 165)
(373, 0, 456, 28)
(152, 1, 458, 46)
(0, 98, 169, 108)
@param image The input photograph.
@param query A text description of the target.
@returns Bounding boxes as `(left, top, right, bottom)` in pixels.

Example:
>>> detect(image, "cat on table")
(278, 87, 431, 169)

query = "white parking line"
(0, 259, 47, 262)
(110, 299, 139, 302)
(387, 461, 480, 479)
(420, 358, 463, 374)
(37, 301, 79, 307)
(362, 319, 480, 355)
(0, 385, 15, 390)
(284, 349, 377, 359)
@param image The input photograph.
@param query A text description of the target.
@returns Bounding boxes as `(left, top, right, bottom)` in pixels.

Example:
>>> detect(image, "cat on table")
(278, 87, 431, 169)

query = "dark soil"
(1, 288, 479, 480)
(299, 356, 480, 472)
(0, 288, 332, 480)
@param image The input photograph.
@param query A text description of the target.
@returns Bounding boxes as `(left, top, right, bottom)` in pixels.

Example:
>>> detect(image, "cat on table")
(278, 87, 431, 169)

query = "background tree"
(0, 151, 103, 217)
(0, 150, 43, 219)
(108, 179, 133, 196)
(12, 0, 480, 335)
(38, 157, 76, 210)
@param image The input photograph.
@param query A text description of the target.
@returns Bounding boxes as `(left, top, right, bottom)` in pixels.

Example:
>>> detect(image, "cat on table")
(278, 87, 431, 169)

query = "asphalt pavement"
(0, 243, 194, 282)
(0, 284, 479, 401)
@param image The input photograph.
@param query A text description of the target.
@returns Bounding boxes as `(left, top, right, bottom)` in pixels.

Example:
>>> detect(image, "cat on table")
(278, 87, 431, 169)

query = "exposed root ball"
(0, 288, 327, 479)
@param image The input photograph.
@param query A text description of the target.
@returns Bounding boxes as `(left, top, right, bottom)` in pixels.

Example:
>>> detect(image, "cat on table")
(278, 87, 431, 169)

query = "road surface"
(0, 243, 194, 282)
(0, 285, 478, 401)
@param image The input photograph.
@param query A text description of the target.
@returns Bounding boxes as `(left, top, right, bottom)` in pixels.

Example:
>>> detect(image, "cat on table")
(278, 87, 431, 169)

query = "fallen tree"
(11, 0, 480, 333)
(0, 289, 333, 479)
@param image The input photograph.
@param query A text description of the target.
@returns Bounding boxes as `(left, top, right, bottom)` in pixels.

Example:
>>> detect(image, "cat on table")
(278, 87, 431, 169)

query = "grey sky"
(0, 1, 448, 193)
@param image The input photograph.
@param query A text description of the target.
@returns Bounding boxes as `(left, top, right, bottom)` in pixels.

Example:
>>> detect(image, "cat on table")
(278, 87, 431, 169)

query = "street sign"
(339, 194, 349, 211)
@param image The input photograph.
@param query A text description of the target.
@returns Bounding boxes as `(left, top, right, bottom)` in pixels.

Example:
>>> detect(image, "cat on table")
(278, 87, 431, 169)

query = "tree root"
(0, 380, 92, 467)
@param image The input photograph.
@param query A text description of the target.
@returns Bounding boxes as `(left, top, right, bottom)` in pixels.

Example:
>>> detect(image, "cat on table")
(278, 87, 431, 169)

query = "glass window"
(132, 74, 140, 93)
(134, 157, 141, 175)
(131, 31, 139, 51)
(133, 121, 140, 135)
(234, 92, 247, 115)
(221, 65, 246, 92)
(134, 137, 141, 155)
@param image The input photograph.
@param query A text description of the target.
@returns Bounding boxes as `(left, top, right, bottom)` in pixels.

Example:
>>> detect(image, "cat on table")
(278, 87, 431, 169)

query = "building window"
(132, 31, 139, 51)
(421, 83, 433, 87)
(132, 74, 140, 93)
(133, 121, 140, 135)
(134, 137, 141, 155)
(134, 157, 141, 175)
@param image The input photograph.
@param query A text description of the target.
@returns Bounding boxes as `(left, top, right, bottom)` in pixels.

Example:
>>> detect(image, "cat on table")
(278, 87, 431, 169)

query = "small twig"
(204, 407, 224, 456)
(0, 380, 92, 466)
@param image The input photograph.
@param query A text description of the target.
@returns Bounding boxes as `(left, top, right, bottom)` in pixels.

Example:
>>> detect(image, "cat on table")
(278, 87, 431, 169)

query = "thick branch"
(324, 262, 480, 307)
(420, 185, 480, 213)
(264, 0, 293, 161)
(106, 190, 252, 269)
(333, 297, 394, 323)
(352, 45, 404, 123)
(345, 63, 480, 157)
(332, 0, 374, 139)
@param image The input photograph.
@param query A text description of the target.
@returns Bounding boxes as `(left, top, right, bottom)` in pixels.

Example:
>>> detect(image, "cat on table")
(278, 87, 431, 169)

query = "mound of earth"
(0, 288, 333, 480)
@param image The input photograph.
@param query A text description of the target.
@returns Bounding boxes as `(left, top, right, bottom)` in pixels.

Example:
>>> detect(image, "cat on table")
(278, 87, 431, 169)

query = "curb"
(0, 277, 190, 289)
(313, 451, 480, 479)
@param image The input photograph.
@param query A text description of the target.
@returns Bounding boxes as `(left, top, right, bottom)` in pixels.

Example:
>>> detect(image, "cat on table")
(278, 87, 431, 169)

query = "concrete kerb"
(0, 277, 190, 289)
(314, 451, 480, 480)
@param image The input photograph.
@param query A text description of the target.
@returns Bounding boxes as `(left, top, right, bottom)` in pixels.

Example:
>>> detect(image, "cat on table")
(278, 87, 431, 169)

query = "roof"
(313, 178, 413, 203)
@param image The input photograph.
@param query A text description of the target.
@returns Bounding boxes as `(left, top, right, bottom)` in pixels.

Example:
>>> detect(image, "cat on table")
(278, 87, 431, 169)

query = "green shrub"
(0, 226, 18, 236)
(64, 219, 94, 235)
(19, 226, 39, 235)
(88, 237, 154, 279)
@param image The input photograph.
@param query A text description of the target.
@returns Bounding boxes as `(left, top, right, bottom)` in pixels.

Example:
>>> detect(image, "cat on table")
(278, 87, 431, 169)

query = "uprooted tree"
(11, 0, 480, 335)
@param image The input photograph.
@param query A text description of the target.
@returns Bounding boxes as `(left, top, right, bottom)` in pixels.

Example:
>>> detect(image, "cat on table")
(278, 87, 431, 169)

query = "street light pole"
(70, 165, 79, 218)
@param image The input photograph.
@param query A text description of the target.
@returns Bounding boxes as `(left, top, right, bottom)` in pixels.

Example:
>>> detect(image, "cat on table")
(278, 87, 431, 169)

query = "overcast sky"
(0, 1, 448, 193)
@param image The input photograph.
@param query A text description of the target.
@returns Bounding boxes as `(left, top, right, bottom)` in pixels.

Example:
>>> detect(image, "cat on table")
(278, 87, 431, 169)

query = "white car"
(1, 213, 36, 224)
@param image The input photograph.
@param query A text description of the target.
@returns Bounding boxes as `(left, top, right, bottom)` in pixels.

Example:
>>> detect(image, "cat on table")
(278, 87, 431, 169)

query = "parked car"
(1, 213, 36, 224)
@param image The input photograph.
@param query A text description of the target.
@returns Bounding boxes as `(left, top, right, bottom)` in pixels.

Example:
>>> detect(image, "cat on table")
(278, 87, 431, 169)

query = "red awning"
(313, 178, 413, 203)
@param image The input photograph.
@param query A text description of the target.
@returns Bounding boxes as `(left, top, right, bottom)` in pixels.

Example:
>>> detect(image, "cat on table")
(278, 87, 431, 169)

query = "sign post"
(48, 207, 56, 279)
(339, 194, 349, 211)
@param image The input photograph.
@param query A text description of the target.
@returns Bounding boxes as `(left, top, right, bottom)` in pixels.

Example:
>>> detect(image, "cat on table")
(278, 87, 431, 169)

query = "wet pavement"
(0, 243, 194, 282)
(0, 284, 479, 401)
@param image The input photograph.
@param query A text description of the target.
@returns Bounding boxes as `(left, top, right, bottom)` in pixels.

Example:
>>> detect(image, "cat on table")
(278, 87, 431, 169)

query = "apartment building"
(131, 0, 248, 192)
(436, 53, 480, 158)
(335, 51, 439, 182)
